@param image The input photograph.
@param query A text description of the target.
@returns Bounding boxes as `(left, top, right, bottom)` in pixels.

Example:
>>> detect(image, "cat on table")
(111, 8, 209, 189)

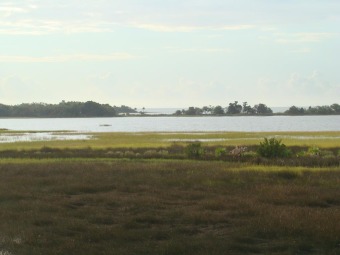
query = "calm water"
(0, 116, 339, 132)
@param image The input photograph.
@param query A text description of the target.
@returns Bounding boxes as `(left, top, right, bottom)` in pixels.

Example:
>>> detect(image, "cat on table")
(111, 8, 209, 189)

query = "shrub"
(296, 151, 306, 157)
(124, 151, 135, 157)
(320, 150, 335, 158)
(185, 142, 205, 159)
(114, 151, 124, 157)
(215, 147, 227, 158)
(159, 150, 169, 156)
(306, 146, 321, 156)
(296, 146, 321, 158)
(144, 150, 158, 157)
(257, 138, 291, 158)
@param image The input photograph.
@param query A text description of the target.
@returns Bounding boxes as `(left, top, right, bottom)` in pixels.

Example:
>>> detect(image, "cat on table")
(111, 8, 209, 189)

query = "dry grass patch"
(0, 159, 339, 254)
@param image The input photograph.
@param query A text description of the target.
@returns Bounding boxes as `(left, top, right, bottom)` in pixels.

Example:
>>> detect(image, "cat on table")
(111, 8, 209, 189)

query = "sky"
(0, 0, 339, 108)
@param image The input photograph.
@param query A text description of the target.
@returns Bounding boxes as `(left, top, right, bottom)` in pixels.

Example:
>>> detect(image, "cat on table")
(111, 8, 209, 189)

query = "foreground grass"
(0, 159, 339, 255)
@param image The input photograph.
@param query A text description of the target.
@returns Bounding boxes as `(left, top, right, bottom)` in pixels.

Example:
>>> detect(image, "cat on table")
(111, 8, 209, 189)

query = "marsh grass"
(1, 143, 339, 167)
(0, 159, 339, 254)
(1, 131, 340, 150)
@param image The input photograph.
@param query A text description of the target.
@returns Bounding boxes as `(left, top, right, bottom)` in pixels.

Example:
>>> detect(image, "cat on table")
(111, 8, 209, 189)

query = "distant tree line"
(175, 101, 340, 116)
(1, 101, 338, 118)
(175, 101, 273, 116)
(284, 104, 340, 115)
(0, 101, 137, 118)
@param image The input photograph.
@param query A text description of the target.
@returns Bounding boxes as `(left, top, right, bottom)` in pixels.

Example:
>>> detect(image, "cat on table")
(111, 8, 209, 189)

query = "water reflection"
(0, 132, 93, 143)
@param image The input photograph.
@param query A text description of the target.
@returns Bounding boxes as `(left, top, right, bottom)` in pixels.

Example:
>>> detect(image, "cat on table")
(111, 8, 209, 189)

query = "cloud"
(0, 6, 26, 14)
(275, 32, 337, 44)
(0, 74, 44, 104)
(0, 19, 116, 35)
(164, 47, 232, 53)
(259, 71, 334, 94)
(0, 17, 254, 35)
(129, 22, 255, 32)
(0, 53, 138, 63)
(0, 20, 252, 35)
(0, 2, 37, 18)
(89, 72, 112, 81)
(218, 25, 255, 31)
(286, 71, 331, 91)
(129, 23, 199, 32)
(1, 1, 338, 36)
(290, 48, 312, 54)
(255, 71, 339, 106)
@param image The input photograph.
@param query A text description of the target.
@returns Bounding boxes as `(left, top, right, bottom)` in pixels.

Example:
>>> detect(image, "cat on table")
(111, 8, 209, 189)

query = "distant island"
(174, 101, 340, 116)
(0, 101, 137, 118)
(0, 101, 339, 118)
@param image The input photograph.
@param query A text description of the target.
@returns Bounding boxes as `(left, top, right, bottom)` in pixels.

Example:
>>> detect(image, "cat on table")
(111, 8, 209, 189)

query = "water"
(0, 132, 93, 143)
(0, 115, 339, 133)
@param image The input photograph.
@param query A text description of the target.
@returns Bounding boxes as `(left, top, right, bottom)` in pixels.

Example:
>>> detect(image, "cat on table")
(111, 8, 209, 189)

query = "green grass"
(0, 159, 339, 254)
(0, 131, 340, 150)
(0, 131, 339, 254)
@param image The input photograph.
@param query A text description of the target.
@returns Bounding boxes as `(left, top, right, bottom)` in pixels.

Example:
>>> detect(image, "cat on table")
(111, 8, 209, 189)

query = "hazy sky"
(1, 0, 339, 108)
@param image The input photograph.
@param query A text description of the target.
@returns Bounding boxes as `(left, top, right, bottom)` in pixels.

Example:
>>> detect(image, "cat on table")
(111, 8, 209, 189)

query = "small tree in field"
(185, 142, 205, 159)
(215, 147, 227, 158)
(257, 138, 291, 158)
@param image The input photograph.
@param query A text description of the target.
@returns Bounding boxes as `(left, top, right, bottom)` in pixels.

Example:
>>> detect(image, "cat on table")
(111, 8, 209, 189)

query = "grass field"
(0, 131, 340, 150)
(0, 131, 339, 254)
(0, 159, 339, 255)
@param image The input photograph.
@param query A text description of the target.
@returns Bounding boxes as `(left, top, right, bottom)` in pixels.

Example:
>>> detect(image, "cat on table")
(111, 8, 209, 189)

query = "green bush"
(185, 142, 205, 159)
(215, 147, 227, 158)
(297, 146, 322, 157)
(257, 138, 291, 158)
(307, 146, 321, 156)
(296, 151, 306, 157)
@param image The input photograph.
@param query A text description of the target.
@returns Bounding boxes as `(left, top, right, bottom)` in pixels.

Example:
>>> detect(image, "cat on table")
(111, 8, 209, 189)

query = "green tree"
(242, 102, 255, 114)
(0, 104, 12, 117)
(253, 103, 273, 115)
(185, 142, 205, 158)
(81, 101, 116, 117)
(316, 105, 333, 115)
(227, 101, 242, 114)
(185, 107, 203, 115)
(257, 138, 291, 158)
(202, 106, 213, 115)
(174, 110, 181, 115)
(213, 105, 225, 115)
(285, 106, 305, 115)
(331, 103, 340, 114)
(116, 105, 137, 114)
